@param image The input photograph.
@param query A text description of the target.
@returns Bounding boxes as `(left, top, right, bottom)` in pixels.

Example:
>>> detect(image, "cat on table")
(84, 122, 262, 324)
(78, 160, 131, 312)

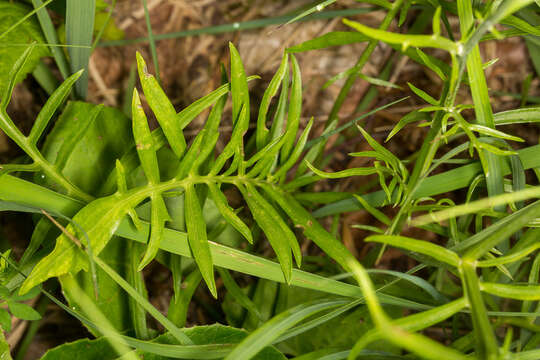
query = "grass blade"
(66, 0, 95, 99)
(224, 299, 346, 360)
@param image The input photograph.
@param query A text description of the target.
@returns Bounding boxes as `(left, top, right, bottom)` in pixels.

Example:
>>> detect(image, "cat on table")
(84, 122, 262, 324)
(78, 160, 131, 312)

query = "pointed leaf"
(28, 69, 84, 145)
(256, 53, 288, 149)
(365, 235, 460, 267)
(208, 183, 253, 244)
(343, 18, 458, 53)
(287, 31, 368, 53)
(0, 308, 11, 332)
(0, 3, 50, 106)
(20, 192, 142, 294)
(407, 82, 439, 105)
(136, 52, 186, 158)
(190, 85, 228, 174)
(224, 299, 345, 360)
(138, 194, 170, 270)
(305, 161, 379, 179)
(238, 184, 293, 283)
(281, 54, 302, 160)
(229, 42, 249, 127)
(469, 124, 524, 142)
(273, 118, 313, 180)
(210, 106, 248, 175)
(7, 300, 41, 320)
(176, 129, 207, 179)
(132, 88, 160, 184)
(177, 75, 258, 129)
(217, 267, 262, 320)
(185, 184, 216, 297)
(357, 126, 406, 178)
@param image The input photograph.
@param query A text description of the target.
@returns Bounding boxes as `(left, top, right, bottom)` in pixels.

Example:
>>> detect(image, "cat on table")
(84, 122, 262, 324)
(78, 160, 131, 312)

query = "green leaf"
(54, 105, 104, 172)
(177, 75, 258, 130)
(343, 18, 458, 53)
(257, 53, 288, 150)
(260, 184, 388, 324)
(477, 242, 540, 267)
(305, 161, 379, 179)
(0, 330, 11, 360)
(28, 70, 84, 145)
(42, 325, 281, 360)
(184, 183, 217, 298)
(407, 82, 439, 105)
(58, 236, 133, 335)
(90, 255, 192, 345)
(39, 101, 133, 195)
(0, 174, 437, 309)
(224, 299, 345, 360)
(138, 194, 170, 270)
(365, 235, 460, 267)
(460, 261, 498, 358)
(132, 88, 160, 185)
(480, 282, 540, 300)
(168, 269, 201, 328)
(357, 126, 407, 179)
(493, 107, 540, 125)
(217, 268, 262, 320)
(0, 2, 49, 101)
(242, 184, 302, 271)
(229, 42, 250, 127)
(1, 44, 36, 111)
(238, 184, 294, 284)
(210, 105, 248, 175)
(20, 192, 140, 294)
(40, 337, 119, 360)
(281, 54, 302, 160)
(358, 73, 402, 89)
(0, 308, 11, 332)
(7, 300, 41, 320)
(208, 183, 253, 244)
(127, 241, 149, 339)
(135, 324, 286, 360)
(273, 118, 314, 180)
(283, 0, 337, 26)
(66, 0, 95, 99)
(287, 31, 368, 53)
(136, 52, 186, 158)
(415, 48, 446, 80)
(469, 124, 524, 142)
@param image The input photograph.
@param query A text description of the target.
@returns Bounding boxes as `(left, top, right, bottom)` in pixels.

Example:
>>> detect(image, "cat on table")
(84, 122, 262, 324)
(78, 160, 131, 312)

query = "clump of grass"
(1, 1, 540, 359)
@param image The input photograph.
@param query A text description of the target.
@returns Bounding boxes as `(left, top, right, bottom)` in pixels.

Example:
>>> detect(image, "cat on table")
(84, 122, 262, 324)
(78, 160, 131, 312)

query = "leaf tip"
(136, 52, 150, 78)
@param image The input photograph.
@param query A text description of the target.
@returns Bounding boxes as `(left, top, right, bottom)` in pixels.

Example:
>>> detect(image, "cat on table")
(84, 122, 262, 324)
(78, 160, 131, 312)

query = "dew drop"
(233, 22, 240, 29)
(316, 4, 324, 11)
